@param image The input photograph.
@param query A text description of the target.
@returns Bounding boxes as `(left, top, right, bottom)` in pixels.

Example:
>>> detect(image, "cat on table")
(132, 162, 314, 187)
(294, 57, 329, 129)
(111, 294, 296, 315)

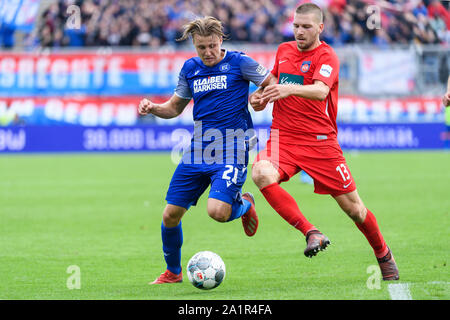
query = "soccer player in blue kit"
(138, 16, 274, 284)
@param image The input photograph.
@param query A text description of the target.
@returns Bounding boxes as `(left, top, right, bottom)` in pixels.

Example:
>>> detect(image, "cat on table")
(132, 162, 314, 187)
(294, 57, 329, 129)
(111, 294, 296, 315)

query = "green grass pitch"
(0, 151, 448, 300)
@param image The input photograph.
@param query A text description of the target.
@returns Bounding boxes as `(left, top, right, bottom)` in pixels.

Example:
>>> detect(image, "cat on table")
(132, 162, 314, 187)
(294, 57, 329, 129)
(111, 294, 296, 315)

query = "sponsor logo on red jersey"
(279, 73, 304, 85)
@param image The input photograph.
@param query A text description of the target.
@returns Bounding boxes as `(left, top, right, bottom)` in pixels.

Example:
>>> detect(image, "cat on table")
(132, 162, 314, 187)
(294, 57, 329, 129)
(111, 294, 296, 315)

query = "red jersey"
(270, 41, 340, 145)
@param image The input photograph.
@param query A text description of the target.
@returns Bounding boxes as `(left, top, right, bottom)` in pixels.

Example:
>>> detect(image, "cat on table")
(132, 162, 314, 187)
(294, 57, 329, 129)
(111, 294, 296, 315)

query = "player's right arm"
(139, 61, 193, 118)
(138, 95, 190, 119)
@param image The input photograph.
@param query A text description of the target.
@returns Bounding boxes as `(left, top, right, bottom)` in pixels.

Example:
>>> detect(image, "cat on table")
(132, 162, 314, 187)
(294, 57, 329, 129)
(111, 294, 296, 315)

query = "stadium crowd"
(2, 0, 449, 48)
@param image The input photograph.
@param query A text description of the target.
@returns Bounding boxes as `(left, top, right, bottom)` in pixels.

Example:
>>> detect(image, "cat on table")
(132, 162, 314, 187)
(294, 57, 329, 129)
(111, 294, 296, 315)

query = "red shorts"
(254, 138, 357, 197)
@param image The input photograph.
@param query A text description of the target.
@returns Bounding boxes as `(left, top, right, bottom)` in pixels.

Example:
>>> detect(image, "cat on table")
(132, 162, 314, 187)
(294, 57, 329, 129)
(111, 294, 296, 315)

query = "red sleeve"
(270, 46, 281, 77)
(312, 50, 339, 89)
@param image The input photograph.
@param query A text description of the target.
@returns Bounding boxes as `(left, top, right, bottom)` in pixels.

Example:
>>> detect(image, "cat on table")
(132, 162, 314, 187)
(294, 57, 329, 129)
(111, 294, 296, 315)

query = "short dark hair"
(295, 3, 323, 23)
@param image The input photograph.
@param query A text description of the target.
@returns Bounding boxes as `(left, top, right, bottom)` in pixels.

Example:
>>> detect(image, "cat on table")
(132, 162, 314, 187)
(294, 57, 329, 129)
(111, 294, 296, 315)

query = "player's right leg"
(150, 204, 186, 284)
(151, 163, 209, 285)
(251, 158, 316, 235)
(252, 151, 326, 256)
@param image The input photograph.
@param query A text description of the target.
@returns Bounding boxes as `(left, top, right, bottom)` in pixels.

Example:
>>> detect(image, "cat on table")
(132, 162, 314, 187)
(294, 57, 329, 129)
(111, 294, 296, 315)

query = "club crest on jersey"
(193, 75, 228, 93)
(220, 63, 230, 72)
(300, 61, 311, 73)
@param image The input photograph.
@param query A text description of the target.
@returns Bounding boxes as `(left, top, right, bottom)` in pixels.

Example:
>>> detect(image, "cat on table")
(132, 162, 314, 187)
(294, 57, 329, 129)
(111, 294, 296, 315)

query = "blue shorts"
(165, 162, 248, 210)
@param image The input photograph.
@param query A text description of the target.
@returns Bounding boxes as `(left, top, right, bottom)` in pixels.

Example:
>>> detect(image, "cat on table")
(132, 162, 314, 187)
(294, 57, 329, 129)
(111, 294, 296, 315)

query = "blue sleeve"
(174, 67, 192, 100)
(239, 55, 270, 86)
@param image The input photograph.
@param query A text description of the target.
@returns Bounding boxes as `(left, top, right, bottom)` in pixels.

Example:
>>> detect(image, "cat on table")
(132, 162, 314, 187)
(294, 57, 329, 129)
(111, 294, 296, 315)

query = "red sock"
(260, 182, 315, 235)
(355, 209, 389, 258)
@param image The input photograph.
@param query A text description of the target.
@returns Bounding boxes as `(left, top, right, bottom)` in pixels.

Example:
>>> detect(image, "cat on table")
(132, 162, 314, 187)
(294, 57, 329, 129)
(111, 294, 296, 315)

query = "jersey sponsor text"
(193, 75, 228, 93)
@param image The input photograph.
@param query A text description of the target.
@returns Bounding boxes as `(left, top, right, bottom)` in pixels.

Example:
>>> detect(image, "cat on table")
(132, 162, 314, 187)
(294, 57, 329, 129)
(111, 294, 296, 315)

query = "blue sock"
(227, 199, 251, 222)
(161, 221, 183, 275)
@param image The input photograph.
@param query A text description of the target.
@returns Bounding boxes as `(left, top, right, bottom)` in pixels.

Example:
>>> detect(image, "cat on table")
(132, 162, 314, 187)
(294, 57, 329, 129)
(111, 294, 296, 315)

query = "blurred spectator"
(0, 24, 16, 48)
(372, 28, 391, 48)
(412, 0, 428, 17)
(427, 0, 450, 29)
(6, 0, 449, 49)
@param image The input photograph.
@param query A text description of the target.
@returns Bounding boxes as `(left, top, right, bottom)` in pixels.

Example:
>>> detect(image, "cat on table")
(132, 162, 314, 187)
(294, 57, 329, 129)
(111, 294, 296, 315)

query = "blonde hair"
(177, 16, 228, 41)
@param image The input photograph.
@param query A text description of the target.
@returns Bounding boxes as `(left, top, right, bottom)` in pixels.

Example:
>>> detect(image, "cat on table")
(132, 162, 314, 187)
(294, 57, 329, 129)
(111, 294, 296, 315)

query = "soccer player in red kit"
(250, 3, 399, 280)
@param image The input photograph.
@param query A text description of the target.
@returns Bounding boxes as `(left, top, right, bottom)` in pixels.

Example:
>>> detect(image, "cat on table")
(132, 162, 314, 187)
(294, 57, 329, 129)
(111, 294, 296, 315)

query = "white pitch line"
(427, 281, 450, 285)
(388, 283, 413, 300)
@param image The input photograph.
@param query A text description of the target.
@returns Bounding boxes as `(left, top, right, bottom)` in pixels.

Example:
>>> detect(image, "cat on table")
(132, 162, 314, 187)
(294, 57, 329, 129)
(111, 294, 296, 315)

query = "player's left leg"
(206, 198, 233, 222)
(206, 194, 258, 236)
(334, 190, 399, 280)
(206, 197, 247, 222)
(207, 163, 258, 236)
(240, 192, 258, 236)
(302, 146, 399, 280)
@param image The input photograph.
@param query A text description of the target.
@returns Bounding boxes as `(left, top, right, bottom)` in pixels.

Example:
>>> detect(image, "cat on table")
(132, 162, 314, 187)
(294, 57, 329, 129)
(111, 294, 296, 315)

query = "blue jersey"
(166, 51, 269, 208)
(175, 51, 270, 163)
(176, 50, 269, 133)
(175, 50, 269, 164)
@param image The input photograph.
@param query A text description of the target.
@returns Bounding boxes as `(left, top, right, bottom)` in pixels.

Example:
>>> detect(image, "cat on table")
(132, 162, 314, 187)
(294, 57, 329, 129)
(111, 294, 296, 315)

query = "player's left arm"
(239, 54, 277, 111)
(249, 74, 277, 111)
(261, 80, 330, 102)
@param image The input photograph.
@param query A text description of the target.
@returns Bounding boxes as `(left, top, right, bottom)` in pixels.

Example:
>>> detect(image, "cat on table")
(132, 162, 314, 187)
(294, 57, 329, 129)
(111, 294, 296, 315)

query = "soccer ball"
(187, 251, 226, 290)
